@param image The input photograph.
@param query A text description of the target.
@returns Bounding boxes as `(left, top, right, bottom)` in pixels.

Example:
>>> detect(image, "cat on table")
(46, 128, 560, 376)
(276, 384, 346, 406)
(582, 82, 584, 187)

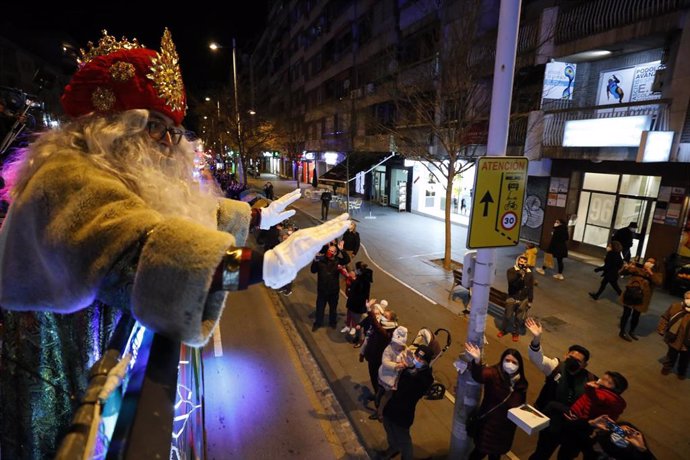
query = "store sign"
(467, 157, 528, 248)
(304, 152, 315, 160)
(324, 152, 339, 165)
(562, 116, 651, 147)
(637, 131, 674, 163)
(542, 62, 576, 100)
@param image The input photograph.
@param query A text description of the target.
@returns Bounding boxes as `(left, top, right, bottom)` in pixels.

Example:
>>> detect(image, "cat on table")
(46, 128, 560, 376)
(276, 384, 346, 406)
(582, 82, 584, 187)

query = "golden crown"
(78, 30, 145, 65)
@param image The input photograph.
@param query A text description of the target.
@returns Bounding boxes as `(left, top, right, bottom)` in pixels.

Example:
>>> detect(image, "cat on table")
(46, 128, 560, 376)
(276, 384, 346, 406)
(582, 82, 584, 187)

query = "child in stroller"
(406, 326, 452, 400)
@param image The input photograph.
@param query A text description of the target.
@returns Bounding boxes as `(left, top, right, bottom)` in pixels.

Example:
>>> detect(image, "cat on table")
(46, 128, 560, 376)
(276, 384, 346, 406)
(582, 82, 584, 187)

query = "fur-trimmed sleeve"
(217, 198, 251, 245)
(0, 151, 235, 346)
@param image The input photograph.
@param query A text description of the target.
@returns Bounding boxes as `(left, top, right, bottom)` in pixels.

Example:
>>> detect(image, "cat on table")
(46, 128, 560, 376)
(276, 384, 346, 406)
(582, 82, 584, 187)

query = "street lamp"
(209, 39, 244, 183)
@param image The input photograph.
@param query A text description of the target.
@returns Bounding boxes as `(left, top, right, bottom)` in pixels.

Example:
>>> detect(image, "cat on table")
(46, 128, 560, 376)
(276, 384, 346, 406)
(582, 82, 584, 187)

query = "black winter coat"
(383, 367, 434, 428)
(310, 251, 350, 294)
(596, 250, 624, 281)
(346, 268, 372, 313)
(547, 225, 569, 258)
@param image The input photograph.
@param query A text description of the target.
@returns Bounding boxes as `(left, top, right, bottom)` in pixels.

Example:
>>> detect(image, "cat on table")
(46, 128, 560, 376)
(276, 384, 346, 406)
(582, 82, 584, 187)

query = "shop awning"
(320, 152, 396, 184)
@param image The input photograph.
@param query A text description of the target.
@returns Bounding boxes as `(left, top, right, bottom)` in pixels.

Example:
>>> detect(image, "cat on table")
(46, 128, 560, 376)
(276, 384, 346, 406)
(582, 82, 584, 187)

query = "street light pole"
(231, 38, 245, 184)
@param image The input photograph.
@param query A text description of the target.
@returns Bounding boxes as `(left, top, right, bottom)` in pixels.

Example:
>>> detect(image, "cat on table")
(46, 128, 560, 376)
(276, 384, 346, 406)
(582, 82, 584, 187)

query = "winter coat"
(470, 362, 528, 455)
(378, 343, 408, 390)
(363, 311, 394, 362)
(346, 268, 372, 314)
(619, 264, 662, 313)
(547, 224, 569, 258)
(569, 384, 626, 421)
(612, 227, 635, 251)
(657, 302, 690, 351)
(507, 265, 534, 302)
(595, 250, 624, 281)
(310, 250, 350, 294)
(342, 229, 360, 254)
(523, 247, 538, 267)
(382, 366, 434, 428)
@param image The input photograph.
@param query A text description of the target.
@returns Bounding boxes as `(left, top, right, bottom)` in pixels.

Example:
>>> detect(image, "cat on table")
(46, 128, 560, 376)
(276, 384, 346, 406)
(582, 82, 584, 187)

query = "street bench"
(450, 268, 509, 317)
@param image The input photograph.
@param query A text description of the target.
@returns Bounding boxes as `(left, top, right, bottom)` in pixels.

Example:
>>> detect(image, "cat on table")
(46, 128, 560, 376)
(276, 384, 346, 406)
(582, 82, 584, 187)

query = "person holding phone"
(587, 415, 655, 459)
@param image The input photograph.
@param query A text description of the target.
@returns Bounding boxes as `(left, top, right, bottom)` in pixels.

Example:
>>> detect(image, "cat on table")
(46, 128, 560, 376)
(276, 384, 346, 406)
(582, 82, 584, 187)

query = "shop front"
(408, 161, 476, 222)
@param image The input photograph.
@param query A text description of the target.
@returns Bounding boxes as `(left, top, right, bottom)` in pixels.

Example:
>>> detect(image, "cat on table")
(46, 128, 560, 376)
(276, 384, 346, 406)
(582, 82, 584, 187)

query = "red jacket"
(570, 384, 626, 421)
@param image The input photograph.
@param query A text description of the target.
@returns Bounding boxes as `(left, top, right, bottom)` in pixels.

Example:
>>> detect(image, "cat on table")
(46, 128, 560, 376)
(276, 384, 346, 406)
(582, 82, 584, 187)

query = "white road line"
(212, 326, 223, 357)
(360, 243, 438, 305)
(445, 391, 455, 404)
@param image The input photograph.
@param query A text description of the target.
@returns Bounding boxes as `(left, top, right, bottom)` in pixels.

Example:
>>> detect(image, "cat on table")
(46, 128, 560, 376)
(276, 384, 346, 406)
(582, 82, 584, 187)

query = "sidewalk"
(255, 174, 689, 459)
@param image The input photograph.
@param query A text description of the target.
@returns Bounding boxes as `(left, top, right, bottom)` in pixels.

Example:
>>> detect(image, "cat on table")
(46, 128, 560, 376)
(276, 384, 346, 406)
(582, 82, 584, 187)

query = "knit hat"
(61, 29, 187, 125)
(373, 303, 385, 315)
(391, 326, 408, 346)
(380, 299, 388, 308)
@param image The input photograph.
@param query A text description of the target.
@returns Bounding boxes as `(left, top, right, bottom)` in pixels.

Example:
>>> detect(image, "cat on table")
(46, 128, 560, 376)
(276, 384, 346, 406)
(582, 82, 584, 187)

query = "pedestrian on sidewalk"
(343, 261, 373, 336)
(498, 255, 534, 341)
(612, 221, 638, 263)
(372, 326, 409, 421)
(464, 343, 528, 460)
(589, 241, 624, 300)
(321, 189, 332, 220)
(656, 291, 690, 379)
(310, 243, 350, 330)
(461, 197, 467, 215)
(524, 318, 597, 460)
(263, 181, 274, 200)
(618, 257, 662, 341)
(379, 345, 435, 460)
(342, 221, 360, 262)
(360, 300, 397, 397)
(536, 218, 568, 280)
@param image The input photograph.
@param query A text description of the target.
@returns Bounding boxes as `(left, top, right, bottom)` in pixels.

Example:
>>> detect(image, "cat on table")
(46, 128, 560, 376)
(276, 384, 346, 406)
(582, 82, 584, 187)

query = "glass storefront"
(574, 173, 661, 258)
(389, 168, 408, 207)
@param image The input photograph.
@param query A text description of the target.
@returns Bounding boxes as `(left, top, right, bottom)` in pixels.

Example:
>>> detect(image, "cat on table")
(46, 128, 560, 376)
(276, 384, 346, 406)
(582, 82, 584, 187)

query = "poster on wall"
(520, 176, 549, 243)
(653, 186, 685, 226)
(597, 61, 661, 106)
(398, 182, 407, 212)
(597, 67, 636, 105)
(542, 62, 576, 100)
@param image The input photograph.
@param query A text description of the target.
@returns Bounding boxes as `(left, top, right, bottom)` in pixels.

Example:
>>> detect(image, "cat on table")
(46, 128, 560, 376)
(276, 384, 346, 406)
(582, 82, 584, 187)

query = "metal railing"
(55, 315, 206, 460)
(555, 0, 690, 44)
(542, 99, 670, 147)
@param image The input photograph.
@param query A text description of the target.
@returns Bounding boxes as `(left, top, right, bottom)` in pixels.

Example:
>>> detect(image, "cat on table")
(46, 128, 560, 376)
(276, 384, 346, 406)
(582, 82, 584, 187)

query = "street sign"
(467, 156, 528, 248)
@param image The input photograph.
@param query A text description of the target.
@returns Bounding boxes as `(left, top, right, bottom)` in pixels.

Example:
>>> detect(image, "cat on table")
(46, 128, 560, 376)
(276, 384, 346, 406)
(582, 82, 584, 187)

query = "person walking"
(618, 257, 662, 341)
(589, 241, 624, 300)
(498, 255, 534, 341)
(310, 244, 350, 330)
(657, 291, 690, 379)
(342, 221, 361, 262)
(464, 343, 528, 460)
(536, 218, 569, 280)
(320, 189, 332, 220)
(343, 261, 373, 336)
(263, 181, 274, 200)
(612, 222, 638, 262)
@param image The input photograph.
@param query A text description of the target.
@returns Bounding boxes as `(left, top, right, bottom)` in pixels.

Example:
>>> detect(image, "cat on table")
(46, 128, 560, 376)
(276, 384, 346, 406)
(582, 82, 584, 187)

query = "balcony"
(555, 0, 690, 45)
(542, 99, 670, 147)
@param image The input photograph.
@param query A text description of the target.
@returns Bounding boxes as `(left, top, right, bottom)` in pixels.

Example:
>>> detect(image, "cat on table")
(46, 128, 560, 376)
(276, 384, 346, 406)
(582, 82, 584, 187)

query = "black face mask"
(564, 356, 582, 374)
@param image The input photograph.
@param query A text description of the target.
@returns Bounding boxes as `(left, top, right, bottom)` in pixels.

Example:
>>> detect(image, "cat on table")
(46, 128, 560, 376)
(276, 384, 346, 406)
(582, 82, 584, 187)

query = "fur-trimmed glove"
(259, 189, 301, 229)
(263, 213, 351, 288)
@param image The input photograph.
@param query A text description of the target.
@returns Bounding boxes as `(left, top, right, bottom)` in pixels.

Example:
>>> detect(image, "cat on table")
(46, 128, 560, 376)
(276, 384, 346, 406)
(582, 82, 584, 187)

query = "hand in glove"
(263, 213, 351, 288)
(259, 189, 301, 230)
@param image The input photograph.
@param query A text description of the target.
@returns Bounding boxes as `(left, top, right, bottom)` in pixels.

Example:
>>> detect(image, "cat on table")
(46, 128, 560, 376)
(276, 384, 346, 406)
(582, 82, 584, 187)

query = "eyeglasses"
(146, 120, 184, 145)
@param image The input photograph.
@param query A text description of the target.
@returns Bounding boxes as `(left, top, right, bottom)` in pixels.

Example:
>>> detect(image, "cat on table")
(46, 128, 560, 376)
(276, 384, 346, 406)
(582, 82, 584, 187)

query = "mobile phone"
(605, 420, 627, 438)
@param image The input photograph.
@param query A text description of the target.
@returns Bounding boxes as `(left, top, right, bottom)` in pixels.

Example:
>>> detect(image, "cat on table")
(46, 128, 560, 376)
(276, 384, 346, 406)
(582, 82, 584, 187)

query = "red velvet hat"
(61, 29, 187, 125)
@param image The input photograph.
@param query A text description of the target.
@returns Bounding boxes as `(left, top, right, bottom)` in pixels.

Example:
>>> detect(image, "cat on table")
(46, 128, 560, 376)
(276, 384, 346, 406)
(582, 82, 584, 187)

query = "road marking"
(212, 326, 223, 357)
(360, 243, 438, 305)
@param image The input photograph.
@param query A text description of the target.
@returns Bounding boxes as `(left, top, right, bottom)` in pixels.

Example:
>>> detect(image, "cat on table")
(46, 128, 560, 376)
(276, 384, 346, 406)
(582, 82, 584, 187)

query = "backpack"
(622, 279, 644, 305)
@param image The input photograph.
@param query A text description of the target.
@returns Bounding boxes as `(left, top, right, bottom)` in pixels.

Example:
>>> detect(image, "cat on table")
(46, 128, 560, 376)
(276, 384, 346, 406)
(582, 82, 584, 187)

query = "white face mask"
(503, 360, 519, 375)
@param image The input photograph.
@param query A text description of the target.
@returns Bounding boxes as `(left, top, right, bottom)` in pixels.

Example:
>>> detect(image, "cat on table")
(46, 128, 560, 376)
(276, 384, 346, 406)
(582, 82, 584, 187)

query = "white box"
(508, 404, 550, 435)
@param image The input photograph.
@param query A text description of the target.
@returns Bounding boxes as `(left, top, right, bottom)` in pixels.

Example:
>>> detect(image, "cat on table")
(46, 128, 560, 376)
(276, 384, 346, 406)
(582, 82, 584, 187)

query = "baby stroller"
(408, 327, 451, 400)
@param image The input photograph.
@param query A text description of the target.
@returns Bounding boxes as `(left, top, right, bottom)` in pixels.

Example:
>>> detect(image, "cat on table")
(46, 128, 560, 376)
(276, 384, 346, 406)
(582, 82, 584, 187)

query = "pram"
(408, 327, 451, 400)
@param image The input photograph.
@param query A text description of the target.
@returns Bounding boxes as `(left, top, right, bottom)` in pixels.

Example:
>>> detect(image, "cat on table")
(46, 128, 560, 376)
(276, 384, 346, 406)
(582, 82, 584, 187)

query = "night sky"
(1, 3, 270, 93)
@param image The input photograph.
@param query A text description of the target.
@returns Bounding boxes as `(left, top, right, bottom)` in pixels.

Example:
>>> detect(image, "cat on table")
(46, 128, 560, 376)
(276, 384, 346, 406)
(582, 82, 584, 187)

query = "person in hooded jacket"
(465, 343, 528, 460)
(589, 241, 624, 300)
(343, 261, 373, 337)
(360, 299, 398, 397)
(536, 218, 569, 280)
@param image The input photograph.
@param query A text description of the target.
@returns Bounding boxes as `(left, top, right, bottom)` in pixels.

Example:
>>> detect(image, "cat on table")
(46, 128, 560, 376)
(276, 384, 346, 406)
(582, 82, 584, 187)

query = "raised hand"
(259, 189, 301, 229)
(464, 342, 481, 363)
(525, 317, 542, 338)
(263, 213, 351, 288)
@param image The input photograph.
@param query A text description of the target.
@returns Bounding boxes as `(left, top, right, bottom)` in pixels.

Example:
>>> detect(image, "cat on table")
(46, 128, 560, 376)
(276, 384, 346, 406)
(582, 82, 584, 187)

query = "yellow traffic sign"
(467, 156, 528, 248)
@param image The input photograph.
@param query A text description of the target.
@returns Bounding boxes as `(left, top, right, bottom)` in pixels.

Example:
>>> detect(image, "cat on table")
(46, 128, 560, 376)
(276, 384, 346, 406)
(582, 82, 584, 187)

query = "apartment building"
(252, 0, 690, 268)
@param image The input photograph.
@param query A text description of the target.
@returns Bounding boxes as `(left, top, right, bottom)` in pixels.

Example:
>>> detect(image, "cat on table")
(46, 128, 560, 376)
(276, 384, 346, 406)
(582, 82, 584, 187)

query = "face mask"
(564, 356, 582, 374)
(413, 358, 425, 369)
(503, 360, 519, 374)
